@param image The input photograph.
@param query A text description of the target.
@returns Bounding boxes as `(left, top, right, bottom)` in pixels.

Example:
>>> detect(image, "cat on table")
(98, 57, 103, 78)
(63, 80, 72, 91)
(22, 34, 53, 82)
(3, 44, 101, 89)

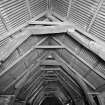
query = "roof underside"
(0, 0, 105, 104)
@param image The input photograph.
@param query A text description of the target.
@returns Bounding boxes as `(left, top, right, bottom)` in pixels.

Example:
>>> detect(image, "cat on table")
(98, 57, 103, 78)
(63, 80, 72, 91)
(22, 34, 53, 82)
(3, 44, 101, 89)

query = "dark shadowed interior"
(40, 97, 62, 105)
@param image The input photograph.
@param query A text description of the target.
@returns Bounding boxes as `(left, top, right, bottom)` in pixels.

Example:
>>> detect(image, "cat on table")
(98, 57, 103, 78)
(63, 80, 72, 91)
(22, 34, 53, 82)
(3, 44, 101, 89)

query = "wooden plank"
(42, 67, 61, 71)
(35, 45, 65, 49)
(40, 59, 60, 65)
(29, 21, 69, 25)
(88, 92, 100, 95)
(28, 25, 71, 35)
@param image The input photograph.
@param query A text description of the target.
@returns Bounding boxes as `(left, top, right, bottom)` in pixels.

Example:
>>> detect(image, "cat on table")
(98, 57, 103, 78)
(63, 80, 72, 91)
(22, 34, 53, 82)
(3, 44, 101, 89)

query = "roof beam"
(35, 45, 65, 49)
(40, 60, 60, 66)
(28, 25, 70, 35)
(29, 21, 69, 26)
(88, 92, 100, 95)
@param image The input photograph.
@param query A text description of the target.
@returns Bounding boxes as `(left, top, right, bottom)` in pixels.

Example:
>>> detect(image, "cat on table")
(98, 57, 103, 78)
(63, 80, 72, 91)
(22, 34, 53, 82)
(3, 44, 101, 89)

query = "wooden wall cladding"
(29, 0, 47, 17)
(2, 50, 19, 69)
(0, 0, 30, 29)
(51, 0, 69, 17)
(79, 48, 99, 67)
(95, 61, 105, 76)
(51, 0, 105, 41)
(68, 0, 100, 30)
(0, 0, 48, 32)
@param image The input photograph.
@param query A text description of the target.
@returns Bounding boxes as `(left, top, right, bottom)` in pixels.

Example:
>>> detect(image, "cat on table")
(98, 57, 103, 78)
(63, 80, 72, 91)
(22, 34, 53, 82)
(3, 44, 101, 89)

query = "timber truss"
(0, 13, 104, 105)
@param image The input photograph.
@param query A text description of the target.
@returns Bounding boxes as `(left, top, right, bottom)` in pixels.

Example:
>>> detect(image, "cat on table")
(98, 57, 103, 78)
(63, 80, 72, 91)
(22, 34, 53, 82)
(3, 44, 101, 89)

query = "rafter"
(0, 12, 9, 31)
(67, 0, 73, 19)
(35, 45, 65, 49)
(26, 0, 32, 18)
(87, 0, 104, 32)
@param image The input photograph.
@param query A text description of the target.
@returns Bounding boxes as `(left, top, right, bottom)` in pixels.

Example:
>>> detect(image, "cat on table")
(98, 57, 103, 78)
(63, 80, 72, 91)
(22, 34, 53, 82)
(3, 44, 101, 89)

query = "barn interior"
(0, 0, 105, 105)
